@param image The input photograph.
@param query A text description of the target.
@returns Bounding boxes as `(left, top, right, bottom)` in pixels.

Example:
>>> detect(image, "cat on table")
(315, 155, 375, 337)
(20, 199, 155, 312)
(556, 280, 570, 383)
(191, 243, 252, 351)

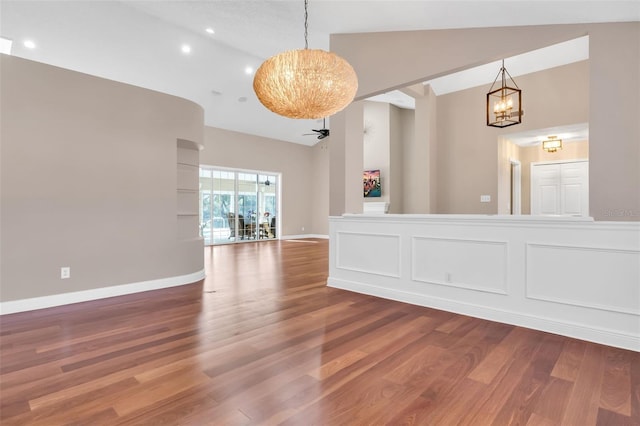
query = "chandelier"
(486, 60, 522, 128)
(542, 136, 563, 153)
(253, 0, 358, 119)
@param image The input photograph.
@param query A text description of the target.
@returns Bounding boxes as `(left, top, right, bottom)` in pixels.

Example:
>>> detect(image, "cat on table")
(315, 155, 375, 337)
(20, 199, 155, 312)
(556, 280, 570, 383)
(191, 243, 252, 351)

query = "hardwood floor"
(1, 238, 638, 425)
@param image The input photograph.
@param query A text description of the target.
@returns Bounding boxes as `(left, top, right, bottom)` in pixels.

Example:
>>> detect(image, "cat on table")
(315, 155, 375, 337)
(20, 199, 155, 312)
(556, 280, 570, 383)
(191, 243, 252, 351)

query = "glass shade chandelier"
(542, 136, 563, 153)
(253, 0, 358, 119)
(486, 59, 522, 128)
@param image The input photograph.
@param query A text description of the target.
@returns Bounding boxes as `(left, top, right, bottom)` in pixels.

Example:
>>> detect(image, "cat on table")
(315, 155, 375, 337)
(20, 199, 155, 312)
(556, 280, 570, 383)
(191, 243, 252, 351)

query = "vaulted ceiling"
(1, 1, 638, 145)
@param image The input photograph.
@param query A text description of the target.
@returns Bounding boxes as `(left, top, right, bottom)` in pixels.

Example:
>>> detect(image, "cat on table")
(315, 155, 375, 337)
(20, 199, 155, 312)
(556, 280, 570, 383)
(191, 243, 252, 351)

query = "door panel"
(560, 161, 588, 216)
(540, 184, 559, 215)
(531, 161, 588, 217)
(532, 164, 560, 215)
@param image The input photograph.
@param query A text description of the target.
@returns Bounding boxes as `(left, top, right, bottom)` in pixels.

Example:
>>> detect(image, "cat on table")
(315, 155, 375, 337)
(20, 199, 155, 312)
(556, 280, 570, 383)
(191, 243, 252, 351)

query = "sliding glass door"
(199, 167, 278, 245)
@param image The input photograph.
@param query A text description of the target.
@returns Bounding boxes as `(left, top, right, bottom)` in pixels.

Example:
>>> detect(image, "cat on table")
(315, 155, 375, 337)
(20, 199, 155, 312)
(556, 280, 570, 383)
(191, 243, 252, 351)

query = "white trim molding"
(282, 234, 329, 240)
(411, 236, 509, 295)
(525, 242, 640, 315)
(336, 231, 401, 277)
(329, 214, 640, 352)
(0, 269, 206, 315)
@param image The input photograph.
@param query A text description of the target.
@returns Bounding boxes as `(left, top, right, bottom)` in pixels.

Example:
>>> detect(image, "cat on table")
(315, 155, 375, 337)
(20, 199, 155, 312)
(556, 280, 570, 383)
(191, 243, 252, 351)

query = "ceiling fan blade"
(306, 119, 329, 138)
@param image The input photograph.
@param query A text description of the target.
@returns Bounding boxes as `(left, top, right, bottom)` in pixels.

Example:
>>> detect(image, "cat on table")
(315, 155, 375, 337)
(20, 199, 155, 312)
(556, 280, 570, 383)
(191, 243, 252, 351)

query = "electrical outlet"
(60, 267, 70, 279)
(301, 227, 305, 231)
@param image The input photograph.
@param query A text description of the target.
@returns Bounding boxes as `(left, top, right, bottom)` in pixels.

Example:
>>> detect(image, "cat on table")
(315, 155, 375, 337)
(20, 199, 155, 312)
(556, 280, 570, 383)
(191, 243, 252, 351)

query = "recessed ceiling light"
(205, 28, 215, 34)
(181, 44, 191, 54)
(23, 40, 36, 49)
(245, 66, 253, 75)
(0, 37, 13, 55)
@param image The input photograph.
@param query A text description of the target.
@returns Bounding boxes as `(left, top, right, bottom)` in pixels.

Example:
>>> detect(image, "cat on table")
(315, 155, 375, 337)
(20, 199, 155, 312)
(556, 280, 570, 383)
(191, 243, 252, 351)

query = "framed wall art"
(363, 169, 381, 197)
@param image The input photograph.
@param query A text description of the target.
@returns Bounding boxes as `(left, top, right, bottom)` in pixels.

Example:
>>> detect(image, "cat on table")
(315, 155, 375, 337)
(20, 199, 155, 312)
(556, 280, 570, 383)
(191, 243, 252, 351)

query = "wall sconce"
(542, 136, 563, 153)
(487, 60, 522, 128)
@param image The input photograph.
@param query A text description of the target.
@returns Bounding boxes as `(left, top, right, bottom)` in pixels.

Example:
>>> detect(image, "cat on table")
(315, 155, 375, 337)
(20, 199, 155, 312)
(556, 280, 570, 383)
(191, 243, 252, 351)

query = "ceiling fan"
(303, 118, 330, 140)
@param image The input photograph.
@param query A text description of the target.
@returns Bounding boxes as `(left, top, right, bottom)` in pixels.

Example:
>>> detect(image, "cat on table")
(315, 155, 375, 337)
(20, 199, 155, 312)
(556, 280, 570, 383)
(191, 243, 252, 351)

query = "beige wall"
(1, 55, 204, 302)
(329, 101, 365, 216)
(363, 102, 391, 206)
(310, 139, 330, 235)
(388, 104, 404, 214)
(409, 84, 437, 213)
(362, 101, 407, 213)
(200, 127, 316, 236)
(436, 82, 500, 214)
(362, 61, 588, 215)
(436, 60, 589, 213)
(364, 85, 436, 215)
(331, 22, 640, 221)
(588, 23, 640, 221)
(399, 108, 416, 212)
(362, 102, 431, 214)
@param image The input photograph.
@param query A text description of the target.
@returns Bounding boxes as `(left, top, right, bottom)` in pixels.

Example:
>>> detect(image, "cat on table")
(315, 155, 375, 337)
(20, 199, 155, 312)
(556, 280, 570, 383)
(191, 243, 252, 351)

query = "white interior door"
(531, 161, 589, 217)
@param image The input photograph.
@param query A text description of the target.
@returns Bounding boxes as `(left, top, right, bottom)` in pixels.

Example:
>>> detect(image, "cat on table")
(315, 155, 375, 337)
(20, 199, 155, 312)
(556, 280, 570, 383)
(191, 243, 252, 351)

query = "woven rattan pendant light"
(253, 0, 358, 119)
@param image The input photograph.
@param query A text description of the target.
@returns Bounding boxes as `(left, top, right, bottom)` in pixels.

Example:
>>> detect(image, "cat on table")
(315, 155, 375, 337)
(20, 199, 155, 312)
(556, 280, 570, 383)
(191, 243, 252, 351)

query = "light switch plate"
(480, 195, 491, 202)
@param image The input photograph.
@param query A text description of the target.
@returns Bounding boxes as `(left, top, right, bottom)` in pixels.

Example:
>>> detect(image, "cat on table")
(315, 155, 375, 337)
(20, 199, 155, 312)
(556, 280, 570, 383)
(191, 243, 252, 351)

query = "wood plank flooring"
(1, 238, 638, 425)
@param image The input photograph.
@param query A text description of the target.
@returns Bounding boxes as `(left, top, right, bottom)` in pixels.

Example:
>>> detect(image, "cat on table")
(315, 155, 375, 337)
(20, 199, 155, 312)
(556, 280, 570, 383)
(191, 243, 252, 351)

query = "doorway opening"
(498, 122, 589, 215)
(199, 167, 279, 245)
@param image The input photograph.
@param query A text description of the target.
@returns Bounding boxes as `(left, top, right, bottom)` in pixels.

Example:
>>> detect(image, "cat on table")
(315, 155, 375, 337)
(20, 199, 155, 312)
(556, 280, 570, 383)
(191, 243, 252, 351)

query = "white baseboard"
(282, 234, 329, 240)
(0, 269, 206, 315)
(327, 277, 640, 352)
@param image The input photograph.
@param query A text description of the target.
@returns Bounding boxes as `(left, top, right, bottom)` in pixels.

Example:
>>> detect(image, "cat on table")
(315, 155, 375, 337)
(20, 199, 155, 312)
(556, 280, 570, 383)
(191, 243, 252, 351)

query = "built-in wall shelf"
(176, 139, 200, 240)
(177, 189, 198, 216)
(177, 164, 198, 191)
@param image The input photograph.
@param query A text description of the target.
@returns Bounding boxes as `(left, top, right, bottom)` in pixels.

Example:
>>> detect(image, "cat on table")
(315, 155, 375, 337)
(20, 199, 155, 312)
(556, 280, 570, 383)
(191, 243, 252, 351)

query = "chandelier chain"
(304, 0, 309, 49)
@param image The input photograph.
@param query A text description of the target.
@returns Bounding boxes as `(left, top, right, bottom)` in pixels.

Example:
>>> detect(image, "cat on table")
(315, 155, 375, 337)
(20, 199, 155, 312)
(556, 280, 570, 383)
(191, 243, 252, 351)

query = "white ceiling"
(1, 1, 638, 146)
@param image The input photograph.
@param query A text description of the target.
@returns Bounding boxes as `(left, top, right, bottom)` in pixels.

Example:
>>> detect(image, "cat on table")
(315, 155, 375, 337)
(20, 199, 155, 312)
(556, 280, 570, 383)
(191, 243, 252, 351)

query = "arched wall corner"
(0, 55, 205, 310)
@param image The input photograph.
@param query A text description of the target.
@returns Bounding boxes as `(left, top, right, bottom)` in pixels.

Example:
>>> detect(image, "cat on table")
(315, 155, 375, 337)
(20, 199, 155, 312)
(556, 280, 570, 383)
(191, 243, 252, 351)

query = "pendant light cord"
(501, 59, 506, 96)
(304, 0, 309, 49)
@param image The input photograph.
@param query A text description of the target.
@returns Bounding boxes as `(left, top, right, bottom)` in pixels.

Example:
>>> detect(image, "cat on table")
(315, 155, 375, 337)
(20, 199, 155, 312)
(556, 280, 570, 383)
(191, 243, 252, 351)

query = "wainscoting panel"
(526, 243, 640, 314)
(412, 237, 508, 294)
(329, 215, 640, 351)
(336, 231, 401, 277)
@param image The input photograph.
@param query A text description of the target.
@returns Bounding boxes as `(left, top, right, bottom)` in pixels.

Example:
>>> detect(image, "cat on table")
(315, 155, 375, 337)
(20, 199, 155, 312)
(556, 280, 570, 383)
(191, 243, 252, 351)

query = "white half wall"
(329, 214, 640, 351)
